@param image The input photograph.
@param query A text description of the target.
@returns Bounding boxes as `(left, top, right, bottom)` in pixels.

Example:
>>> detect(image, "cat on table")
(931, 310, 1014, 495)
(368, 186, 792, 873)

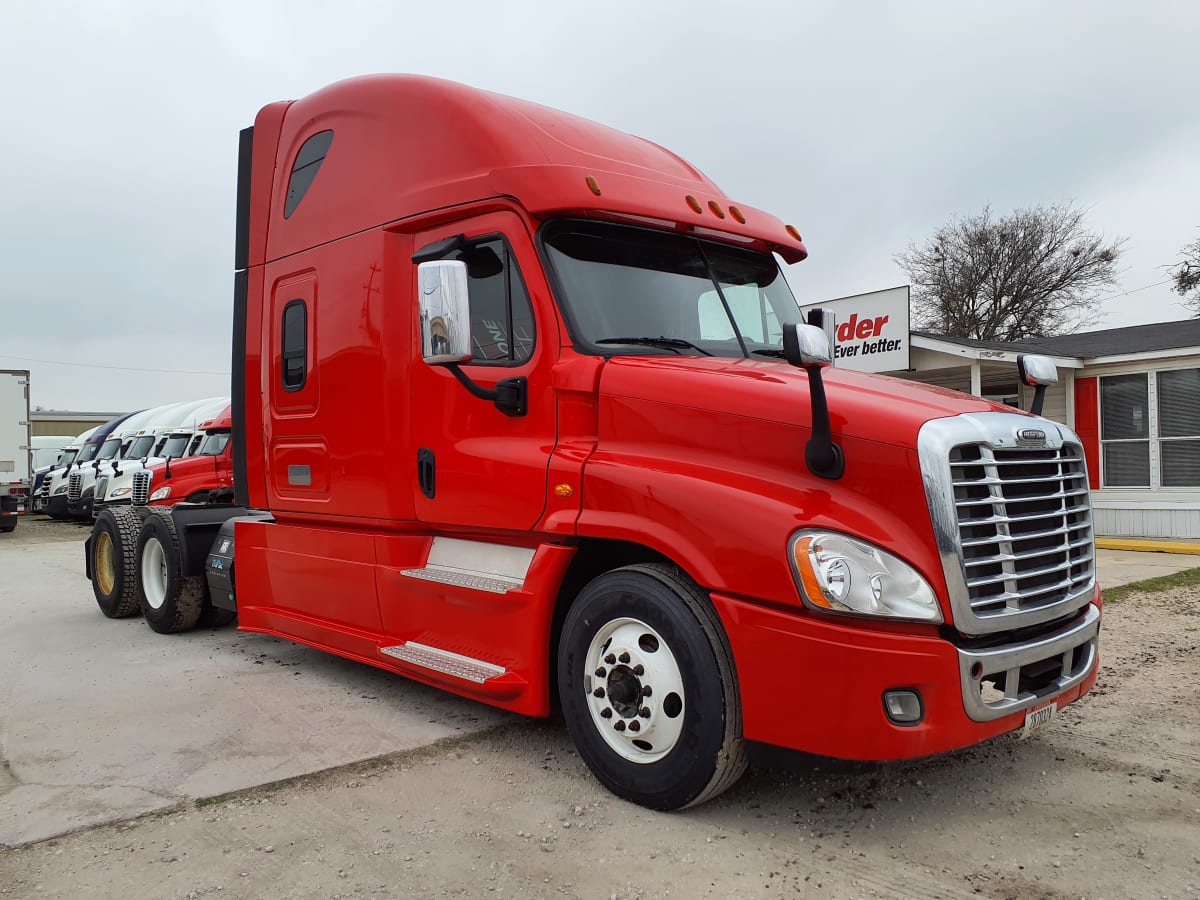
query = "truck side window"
(455, 238, 535, 365)
(284, 130, 334, 218)
(281, 299, 307, 391)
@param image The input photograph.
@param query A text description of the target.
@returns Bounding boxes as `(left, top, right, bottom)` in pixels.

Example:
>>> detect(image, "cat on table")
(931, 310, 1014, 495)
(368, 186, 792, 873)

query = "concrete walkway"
(1096, 547, 1199, 589)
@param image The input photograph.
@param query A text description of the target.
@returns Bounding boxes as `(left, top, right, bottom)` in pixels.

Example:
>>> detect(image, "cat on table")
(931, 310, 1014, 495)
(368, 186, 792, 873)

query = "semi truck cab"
(88, 75, 1101, 810)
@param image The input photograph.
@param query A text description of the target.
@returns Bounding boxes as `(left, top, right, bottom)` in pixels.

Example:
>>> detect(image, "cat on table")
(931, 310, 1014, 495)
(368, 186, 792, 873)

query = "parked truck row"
(85, 75, 1101, 810)
(36, 397, 230, 520)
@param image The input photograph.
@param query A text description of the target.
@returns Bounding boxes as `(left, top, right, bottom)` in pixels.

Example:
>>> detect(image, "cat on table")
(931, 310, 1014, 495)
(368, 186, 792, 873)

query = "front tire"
(557, 563, 746, 810)
(135, 510, 205, 634)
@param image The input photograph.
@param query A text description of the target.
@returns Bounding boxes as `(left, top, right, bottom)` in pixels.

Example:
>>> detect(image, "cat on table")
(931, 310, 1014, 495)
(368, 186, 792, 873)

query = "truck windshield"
(159, 434, 191, 458)
(78, 443, 100, 463)
(97, 438, 122, 460)
(542, 220, 802, 358)
(198, 431, 231, 456)
(128, 435, 156, 458)
(57, 448, 79, 466)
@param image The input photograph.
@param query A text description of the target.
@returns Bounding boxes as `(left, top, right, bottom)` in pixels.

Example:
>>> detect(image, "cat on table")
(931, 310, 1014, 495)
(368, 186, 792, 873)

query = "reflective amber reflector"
(786, 224, 803, 242)
(708, 200, 726, 219)
(792, 536, 834, 610)
(554, 483, 574, 498)
(729, 205, 746, 224)
(585, 176, 602, 196)
(685, 194, 703, 214)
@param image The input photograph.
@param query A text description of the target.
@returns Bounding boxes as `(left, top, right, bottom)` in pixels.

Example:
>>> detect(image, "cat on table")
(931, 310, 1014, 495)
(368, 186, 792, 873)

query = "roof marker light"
(708, 201, 726, 219)
(586, 176, 602, 196)
(786, 224, 803, 242)
(729, 205, 746, 224)
(685, 195, 704, 214)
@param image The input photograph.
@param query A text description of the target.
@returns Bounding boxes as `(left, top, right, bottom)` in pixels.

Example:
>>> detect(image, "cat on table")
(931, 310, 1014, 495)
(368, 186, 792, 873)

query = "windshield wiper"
(596, 337, 713, 356)
(751, 348, 787, 359)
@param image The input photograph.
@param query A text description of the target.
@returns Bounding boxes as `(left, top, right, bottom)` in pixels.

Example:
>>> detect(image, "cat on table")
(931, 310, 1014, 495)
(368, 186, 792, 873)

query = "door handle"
(417, 448, 436, 500)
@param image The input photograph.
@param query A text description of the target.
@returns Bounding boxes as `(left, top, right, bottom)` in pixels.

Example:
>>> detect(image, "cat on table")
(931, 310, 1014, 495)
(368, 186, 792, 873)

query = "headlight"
(149, 486, 172, 501)
(54, 484, 67, 495)
(789, 530, 942, 622)
(110, 487, 133, 499)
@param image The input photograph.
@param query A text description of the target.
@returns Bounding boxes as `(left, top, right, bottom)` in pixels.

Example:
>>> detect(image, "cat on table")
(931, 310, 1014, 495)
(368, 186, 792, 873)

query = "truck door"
(409, 211, 556, 530)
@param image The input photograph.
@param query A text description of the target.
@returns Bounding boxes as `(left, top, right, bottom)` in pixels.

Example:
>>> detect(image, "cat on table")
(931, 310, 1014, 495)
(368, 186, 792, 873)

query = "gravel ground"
(1, 519, 1198, 899)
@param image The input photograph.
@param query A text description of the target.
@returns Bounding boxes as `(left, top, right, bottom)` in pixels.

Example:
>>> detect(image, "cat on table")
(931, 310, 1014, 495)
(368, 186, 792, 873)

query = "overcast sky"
(2, 1, 1197, 415)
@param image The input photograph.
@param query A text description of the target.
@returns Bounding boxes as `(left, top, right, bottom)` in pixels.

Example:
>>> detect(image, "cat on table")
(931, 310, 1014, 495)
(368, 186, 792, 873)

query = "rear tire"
(557, 563, 747, 810)
(90, 507, 145, 618)
(136, 510, 205, 634)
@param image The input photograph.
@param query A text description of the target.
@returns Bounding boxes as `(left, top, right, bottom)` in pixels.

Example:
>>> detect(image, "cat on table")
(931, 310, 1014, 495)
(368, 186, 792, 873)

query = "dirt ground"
(1, 522, 1198, 899)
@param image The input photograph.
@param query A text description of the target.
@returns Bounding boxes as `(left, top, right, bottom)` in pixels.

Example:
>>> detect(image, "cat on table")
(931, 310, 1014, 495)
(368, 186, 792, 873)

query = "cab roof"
(250, 74, 808, 267)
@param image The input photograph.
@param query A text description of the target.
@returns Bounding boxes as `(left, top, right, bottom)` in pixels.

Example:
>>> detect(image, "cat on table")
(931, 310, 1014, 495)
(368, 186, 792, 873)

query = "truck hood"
(598, 356, 1027, 447)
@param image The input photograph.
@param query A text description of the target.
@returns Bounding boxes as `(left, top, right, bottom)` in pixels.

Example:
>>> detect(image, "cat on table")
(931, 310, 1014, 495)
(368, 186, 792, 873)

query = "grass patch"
(1103, 567, 1200, 604)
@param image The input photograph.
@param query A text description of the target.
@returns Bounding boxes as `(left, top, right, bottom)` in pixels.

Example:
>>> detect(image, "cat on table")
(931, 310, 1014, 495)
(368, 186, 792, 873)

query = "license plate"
(1020, 701, 1058, 738)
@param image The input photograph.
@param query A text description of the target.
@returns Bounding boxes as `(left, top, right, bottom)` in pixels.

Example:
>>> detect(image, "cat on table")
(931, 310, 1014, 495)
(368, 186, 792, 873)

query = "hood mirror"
(783, 318, 844, 480)
(1017, 354, 1058, 416)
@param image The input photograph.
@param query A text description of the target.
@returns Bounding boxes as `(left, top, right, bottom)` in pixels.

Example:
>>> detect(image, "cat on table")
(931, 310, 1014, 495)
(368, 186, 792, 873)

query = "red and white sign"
(801, 286, 910, 373)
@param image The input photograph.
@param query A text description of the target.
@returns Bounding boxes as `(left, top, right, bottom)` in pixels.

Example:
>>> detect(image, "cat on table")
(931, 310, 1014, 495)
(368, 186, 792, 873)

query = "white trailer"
(0, 369, 32, 534)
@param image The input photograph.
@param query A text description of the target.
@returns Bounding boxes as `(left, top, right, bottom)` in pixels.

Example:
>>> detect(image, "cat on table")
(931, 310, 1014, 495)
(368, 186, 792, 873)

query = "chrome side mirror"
(783, 323, 833, 369)
(1017, 354, 1058, 387)
(418, 260, 473, 365)
(782, 323, 843, 480)
(1017, 354, 1058, 417)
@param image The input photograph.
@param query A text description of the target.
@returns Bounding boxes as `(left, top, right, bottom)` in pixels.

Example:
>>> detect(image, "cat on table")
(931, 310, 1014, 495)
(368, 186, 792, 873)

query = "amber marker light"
(729, 205, 746, 224)
(791, 535, 837, 610)
(786, 224, 803, 242)
(685, 194, 704, 214)
(585, 176, 602, 196)
(554, 483, 575, 498)
(708, 200, 726, 219)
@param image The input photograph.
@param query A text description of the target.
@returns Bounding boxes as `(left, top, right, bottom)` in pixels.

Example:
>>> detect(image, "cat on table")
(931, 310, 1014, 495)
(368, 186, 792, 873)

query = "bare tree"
(1170, 234, 1200, 316)
(895, 203, 1124, 341)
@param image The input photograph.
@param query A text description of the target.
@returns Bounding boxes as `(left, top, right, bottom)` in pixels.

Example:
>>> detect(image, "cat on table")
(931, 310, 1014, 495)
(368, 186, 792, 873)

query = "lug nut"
(614, 721, 626, 732)
(595, 667, 607, 678)
(600, 708, 612, 719)
(641, 686, 652, 697)
(605, 654, 616, 665)
(633, 664, 644, 676)
(593, 687, 605, 698)
(639, 707, 651, 718)
(628, 721, 640, 732)
(618, 652, 630, 663)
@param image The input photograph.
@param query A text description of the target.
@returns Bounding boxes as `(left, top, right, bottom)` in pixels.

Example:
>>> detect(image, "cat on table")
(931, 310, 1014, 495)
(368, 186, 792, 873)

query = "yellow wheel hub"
(95, 531, 117, 596)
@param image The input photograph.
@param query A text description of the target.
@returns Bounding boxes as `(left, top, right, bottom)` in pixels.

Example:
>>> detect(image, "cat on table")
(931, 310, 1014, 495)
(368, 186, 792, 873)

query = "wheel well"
(548, 539, 673, 709)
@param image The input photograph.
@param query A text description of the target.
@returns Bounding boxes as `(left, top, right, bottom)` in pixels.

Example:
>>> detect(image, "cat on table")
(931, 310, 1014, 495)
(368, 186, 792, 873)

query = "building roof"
(913, 318, 1200, 360)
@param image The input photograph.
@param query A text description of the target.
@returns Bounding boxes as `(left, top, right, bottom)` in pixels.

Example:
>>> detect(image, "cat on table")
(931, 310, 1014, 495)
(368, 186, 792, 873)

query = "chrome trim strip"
(958, 604, 1100, 722)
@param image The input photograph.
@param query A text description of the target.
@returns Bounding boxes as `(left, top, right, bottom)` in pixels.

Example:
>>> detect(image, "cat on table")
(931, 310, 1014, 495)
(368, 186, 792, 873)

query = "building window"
(1100, 373, 1150, 487)
(455, 238, 534, 365)
(1158, 368, 1200, 487)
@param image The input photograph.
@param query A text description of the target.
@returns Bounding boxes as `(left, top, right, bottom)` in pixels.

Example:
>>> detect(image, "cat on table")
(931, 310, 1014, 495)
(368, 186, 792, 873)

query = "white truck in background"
(1, 369, 32, 534)
(95, 397, 229, 514)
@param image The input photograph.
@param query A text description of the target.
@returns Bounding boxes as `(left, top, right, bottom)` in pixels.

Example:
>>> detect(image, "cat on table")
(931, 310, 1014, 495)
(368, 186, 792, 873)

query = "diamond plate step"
(400, 566, 519, 594)
(380, 642, 506, 684)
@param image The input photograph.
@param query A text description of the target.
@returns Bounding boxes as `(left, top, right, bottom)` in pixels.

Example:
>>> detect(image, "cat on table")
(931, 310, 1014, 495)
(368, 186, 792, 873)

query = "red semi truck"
(87, 75, 1100, 810)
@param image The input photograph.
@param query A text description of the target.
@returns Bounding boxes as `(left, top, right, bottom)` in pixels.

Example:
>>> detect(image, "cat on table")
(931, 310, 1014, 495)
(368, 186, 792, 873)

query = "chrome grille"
(68, 471, 83, 502)
(919, 413, 1097, 636)
(132, 471, 151, 506)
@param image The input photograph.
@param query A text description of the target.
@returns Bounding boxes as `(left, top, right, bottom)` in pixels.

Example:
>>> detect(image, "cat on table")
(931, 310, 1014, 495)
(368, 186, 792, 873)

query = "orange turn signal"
(792, 536, 835, 610)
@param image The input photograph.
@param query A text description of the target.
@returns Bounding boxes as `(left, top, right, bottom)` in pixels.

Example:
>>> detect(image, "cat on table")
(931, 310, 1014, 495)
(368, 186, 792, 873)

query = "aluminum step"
(400, 566, 518, 594)
(380, 642, 506, 684)
(400, 537, 535, 594)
